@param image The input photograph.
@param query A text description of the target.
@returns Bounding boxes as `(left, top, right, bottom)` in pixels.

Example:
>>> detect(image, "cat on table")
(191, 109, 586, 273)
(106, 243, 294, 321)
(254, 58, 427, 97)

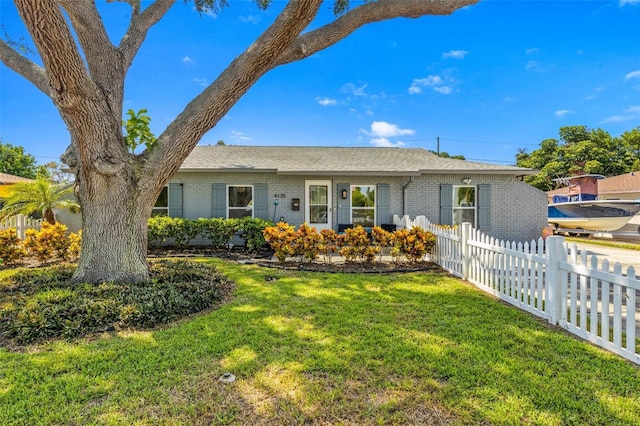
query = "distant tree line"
(516, 125, 640, 191)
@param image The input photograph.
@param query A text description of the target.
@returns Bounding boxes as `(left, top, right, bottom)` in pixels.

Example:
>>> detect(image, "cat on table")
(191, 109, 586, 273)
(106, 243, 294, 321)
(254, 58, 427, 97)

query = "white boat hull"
(548, 200, 640, 232)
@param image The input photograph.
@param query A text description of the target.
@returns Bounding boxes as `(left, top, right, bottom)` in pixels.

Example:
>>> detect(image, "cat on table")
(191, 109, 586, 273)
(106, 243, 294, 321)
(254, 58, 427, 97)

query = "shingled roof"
(180, 146, 535, 176)
(0, 172, 34, 184)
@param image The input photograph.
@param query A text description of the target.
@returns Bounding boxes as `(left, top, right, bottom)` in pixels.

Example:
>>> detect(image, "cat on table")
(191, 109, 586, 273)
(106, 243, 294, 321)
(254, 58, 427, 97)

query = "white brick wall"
(170, 171, 547, 243)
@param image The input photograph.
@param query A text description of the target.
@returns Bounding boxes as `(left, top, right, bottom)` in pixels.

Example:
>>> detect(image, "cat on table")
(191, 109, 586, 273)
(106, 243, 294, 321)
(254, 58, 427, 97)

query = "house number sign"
(274, 194, 286, 198)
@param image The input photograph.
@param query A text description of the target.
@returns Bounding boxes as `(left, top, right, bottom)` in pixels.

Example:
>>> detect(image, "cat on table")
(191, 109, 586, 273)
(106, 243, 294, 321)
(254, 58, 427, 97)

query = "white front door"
(305, 180, 332, 230)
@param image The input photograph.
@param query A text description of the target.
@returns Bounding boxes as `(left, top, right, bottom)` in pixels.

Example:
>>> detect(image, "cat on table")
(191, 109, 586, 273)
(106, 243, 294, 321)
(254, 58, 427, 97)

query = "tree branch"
(13, 0, 92, 106)
(120, 0, 176, 70)
(275, 0, 480, 66)
(0, 39, 49, 95)
(143, 0, 322, 188)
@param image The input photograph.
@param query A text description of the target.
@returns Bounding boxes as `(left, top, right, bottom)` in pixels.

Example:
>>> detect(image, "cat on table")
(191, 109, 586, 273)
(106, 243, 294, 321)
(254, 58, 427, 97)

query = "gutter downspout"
(402, 176, 415, 216)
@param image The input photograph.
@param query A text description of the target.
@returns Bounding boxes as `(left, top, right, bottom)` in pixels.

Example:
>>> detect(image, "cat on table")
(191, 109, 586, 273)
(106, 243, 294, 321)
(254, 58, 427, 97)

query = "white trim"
(452, 185, 476, 227)
(305, 180, 332, 231)
(227, 184, 254, 219)
(350, 184, 376, 227)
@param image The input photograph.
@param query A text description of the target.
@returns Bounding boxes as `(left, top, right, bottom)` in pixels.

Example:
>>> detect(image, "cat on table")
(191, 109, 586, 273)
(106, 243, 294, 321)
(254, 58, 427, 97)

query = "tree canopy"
(516, 125, 640, 191)
(0, 139, 38, 179)
(0, 0, 477, 283)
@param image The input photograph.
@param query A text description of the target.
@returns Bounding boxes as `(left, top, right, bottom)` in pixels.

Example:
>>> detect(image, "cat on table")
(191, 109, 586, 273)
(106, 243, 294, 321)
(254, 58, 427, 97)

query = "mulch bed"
(149, 246, 445, 274)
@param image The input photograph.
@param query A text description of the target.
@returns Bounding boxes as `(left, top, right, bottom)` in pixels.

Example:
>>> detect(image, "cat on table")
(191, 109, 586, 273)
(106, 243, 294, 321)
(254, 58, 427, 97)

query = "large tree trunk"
(71, 171, 152, 284)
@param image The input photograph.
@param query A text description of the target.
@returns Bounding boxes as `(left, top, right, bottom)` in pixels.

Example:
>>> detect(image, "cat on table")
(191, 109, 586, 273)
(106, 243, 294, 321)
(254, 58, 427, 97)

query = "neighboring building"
(0, 172, 34, 208)
(159, 146, 546, 242)
(546, 172, 640, 240)
(546, 172, 640, 202)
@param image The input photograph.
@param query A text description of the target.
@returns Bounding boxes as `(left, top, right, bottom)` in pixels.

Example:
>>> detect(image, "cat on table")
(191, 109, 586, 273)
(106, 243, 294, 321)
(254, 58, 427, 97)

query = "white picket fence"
(0, 214, 43, 239)
(393, 215, 640, 365)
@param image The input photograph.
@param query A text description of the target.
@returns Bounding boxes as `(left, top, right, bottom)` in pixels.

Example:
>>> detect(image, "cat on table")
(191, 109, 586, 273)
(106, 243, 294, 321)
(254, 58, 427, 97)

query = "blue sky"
(1, 0, 639, 167)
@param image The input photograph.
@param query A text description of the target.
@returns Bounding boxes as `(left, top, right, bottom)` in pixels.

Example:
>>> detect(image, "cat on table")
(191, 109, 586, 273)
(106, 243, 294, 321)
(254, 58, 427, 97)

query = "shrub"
(238, 217, 272, 252)
(171, 218, 203, 248)
(319, 229, 341, 263)
(371, 226, 392, 262)
(263, 222, 297, 262)
(391, 226, 435, 263)
(294, 223, 321, 262)
(0, 259, 233, 345)
(339, 226, 378, 263)
(0, 228, 25, 266)
(147, 216, 174, 248)
(66, 230, 82, 261)
(22, 222, 70, 264)
(198, 218, 239, 248)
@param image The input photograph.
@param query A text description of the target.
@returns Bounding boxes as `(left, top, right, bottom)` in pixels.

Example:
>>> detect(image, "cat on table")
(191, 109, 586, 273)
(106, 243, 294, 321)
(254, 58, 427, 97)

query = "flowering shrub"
(294, 223, 321, 261)
(319, 229, 342, 263)
(391, 226, 435, 263)
(371, 226, 392, 262)
(23, 222, 69, 263)
(0, 228, 25, 266)
(22, 222, 81, 263)
(263, 222, 297, 262)
(340, 226, 378, 263)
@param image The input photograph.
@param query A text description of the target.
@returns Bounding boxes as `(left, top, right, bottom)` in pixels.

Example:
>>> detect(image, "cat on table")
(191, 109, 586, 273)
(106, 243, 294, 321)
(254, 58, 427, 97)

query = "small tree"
(0, 178, 79, 224)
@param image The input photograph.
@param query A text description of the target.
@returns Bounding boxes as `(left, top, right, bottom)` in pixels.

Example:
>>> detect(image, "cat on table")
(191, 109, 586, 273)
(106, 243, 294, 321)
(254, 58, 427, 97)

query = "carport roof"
(180, 146, 536, 176)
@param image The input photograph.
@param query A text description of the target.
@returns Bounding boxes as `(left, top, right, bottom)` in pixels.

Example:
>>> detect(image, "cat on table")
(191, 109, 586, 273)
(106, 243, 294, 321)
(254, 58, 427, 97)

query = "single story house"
(158, 145, 546, 242)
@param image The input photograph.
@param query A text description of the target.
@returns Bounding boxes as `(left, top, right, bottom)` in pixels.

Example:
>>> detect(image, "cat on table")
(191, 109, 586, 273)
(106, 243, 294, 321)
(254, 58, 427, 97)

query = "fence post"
(461, 222, 471, 280)
(16, 214, 26, 240)
(545, 236, 564, 324)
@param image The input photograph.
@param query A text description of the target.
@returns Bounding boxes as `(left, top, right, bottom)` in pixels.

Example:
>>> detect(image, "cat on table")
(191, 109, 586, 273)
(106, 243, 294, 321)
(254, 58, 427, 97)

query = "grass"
(1, 259, 640, 425)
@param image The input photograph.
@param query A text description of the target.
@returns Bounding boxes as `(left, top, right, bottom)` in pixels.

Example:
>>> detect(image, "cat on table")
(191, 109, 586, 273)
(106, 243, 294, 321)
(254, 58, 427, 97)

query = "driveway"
(569, 241, 640, 273)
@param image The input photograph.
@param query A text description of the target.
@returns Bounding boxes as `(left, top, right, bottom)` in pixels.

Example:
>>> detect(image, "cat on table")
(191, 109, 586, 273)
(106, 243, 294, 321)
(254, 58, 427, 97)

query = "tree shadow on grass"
(1, 260, 639, 424)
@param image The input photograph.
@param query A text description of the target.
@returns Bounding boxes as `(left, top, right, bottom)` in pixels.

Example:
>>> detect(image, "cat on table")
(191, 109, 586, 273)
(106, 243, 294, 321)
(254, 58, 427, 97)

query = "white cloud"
(601, 105, 640, 123)
(316, 97, 336, 106)
(620, 0, 640, 6)
(625, 70, 640, 80)
(239, 15, 260, 24)
(231, 130, 251, 141)
(443, 50, 468, 59)
(555, 109, 572, 117)
(526, 48, 539, 54)
(370, 121, 415, 138)
(408, 75, 453, 95)
(341, 82, 368, 97)
(434, 86, 453, 94)
(370, 138, 406, 148)
(182, 56, 192, 63)
(526, 60, 540, 70)
(193, 78, 208, 87)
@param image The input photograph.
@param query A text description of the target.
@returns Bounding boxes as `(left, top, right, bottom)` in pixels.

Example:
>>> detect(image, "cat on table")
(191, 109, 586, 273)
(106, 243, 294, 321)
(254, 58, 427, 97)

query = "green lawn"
(1, 259, 639, 425)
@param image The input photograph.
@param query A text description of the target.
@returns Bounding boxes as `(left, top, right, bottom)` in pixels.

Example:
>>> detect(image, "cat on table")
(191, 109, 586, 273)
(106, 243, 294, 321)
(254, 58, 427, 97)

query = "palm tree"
(0, 178, 79, 224)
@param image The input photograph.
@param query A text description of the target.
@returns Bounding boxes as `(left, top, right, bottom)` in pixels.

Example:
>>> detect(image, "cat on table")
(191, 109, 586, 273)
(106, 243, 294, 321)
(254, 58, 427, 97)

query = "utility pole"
(436, 136, 440, 156)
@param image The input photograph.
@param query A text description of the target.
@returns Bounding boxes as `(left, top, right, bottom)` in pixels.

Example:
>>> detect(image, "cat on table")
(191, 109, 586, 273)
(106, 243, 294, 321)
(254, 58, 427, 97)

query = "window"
(452, 186, 475, 226)
(351, 185, 375, 227)
(152, 186, 168, 216)
(228, 185, 253, 218)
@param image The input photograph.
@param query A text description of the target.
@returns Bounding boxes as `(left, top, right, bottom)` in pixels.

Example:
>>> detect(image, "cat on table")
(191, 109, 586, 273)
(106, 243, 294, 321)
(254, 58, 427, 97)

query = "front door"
(305, 180, 332, 231)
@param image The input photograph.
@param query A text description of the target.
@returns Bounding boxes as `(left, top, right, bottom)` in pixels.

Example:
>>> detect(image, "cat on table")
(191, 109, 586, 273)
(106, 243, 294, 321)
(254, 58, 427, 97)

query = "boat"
(547, 174, 640, 232)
